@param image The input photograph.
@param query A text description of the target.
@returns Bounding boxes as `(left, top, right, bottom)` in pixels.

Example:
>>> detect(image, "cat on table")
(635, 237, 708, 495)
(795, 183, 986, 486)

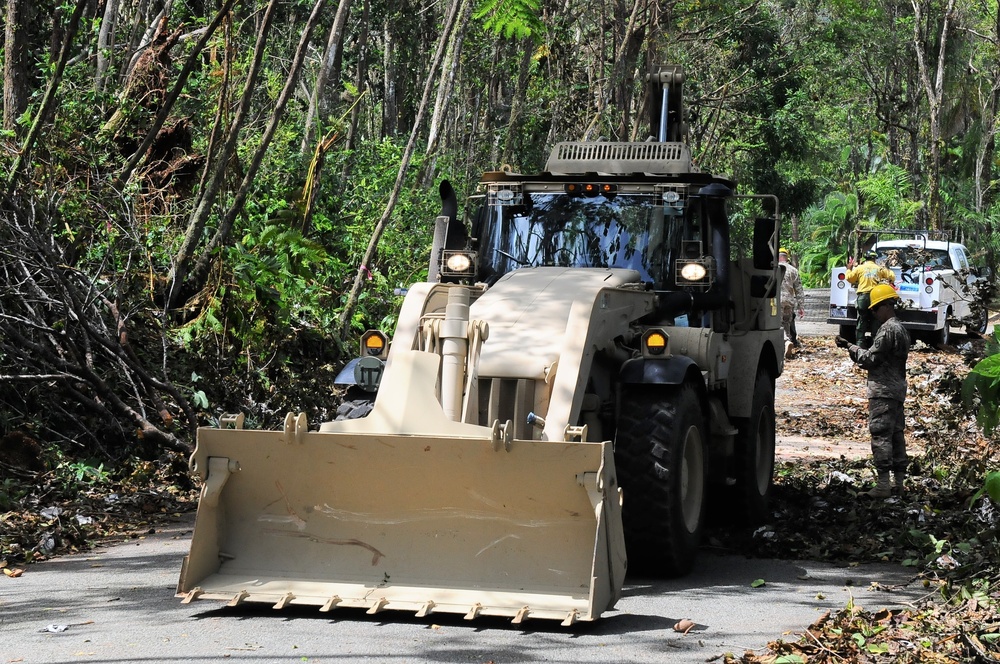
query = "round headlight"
(446, 253, 472, 272)
(663, 191, 680, 203)
(496, 189, 514, 202)
(680, 262, 707, 281)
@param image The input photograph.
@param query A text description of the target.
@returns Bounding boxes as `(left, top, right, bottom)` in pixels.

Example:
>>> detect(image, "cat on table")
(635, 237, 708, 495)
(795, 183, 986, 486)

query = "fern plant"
(473, 0, 544, 39)
(963, 329, 1000, 437)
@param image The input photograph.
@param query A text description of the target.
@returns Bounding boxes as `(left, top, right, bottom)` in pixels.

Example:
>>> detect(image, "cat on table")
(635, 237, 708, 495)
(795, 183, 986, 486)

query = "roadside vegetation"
(2, 0, 1000, 657)
(722, 331, 1000, 663)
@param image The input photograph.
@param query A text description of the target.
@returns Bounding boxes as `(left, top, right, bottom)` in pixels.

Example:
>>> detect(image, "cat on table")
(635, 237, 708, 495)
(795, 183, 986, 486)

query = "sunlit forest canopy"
(1, 0, 999, 453)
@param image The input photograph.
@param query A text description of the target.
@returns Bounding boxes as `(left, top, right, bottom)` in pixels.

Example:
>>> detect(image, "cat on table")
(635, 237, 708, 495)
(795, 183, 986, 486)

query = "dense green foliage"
(0, 0, 999, 457)
(964, 329, 1000, 436)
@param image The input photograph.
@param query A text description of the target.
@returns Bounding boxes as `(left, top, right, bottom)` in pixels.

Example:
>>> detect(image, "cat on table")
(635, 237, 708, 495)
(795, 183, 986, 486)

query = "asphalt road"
(3, 287, 973, 664)
(2, 514, 931, 664)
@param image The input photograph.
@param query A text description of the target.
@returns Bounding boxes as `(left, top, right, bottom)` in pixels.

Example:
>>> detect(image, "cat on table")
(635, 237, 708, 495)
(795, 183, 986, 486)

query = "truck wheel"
(966, 307, 989, 335)
(615, 383, 707, 576)
(733, 372, 775, 525)
(931, 319, 951, 347)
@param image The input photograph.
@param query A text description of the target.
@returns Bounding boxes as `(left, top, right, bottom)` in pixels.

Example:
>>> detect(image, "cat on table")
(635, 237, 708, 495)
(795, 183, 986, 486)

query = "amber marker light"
(361, 330, 388, 358)
(643, 329, 668, 356)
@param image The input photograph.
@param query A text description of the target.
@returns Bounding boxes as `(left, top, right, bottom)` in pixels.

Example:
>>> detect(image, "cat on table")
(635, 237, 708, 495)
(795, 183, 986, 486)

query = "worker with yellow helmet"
(845, 250, 896, 348)
(835, 283, 910, 498)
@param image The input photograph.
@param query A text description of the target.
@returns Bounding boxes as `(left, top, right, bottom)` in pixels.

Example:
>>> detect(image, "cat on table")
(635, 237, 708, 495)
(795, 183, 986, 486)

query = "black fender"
(333, 358, 362, 387)
(619, 355, 703, 389)
(333, 357, 384, 392)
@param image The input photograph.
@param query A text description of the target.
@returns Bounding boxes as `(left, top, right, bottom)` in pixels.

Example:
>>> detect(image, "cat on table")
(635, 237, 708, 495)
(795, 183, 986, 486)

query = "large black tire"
(615, 383, 707, 576)
(732, 372, 776, 525)
(930, 315, 951, 347)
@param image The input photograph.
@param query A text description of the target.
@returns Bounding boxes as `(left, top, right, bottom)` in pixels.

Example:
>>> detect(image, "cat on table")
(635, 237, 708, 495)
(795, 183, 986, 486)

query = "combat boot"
(893, 472, 906, 495)
(865, 472, 891, 498)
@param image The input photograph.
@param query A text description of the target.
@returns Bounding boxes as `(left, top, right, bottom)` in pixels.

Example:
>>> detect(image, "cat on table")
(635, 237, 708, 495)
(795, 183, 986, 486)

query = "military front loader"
(177, 65, 785, 625)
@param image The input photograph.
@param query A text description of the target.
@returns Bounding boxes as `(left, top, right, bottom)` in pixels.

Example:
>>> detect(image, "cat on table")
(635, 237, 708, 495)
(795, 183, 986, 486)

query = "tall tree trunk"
(300, 0, 353, 154)
(337, 0, 462, 337)
(95, 0, 119, 94)
(382, 21, 397, 137)
(610, 0, 648, 140)
(499, 41, 534, 169)
(343, 0, 370, 178)
(911, 0, 956, 231)
(420, 0, 472, 186)
(972, 7, 1000, 216)
(195, 15, 233, 210)
(5, 0, 87, 193)
(3, 0, 33, 130)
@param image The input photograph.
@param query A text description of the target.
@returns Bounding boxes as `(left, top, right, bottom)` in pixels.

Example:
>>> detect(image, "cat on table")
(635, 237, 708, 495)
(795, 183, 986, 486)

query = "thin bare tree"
(301, 0, 354, 155)
(166, 0, 281, 309)
(337, 0, 464, 336)
(189, 0, 331, 290)
(95, 0, 119, 94)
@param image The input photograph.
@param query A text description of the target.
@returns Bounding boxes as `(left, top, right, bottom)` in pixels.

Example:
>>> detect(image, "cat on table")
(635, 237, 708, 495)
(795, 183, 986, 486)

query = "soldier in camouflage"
(835, 283, 910, 498)
(779, 248, 805, 359)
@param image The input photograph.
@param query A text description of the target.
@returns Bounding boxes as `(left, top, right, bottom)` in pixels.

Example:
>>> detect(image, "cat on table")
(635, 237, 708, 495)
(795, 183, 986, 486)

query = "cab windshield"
(877, 247, 950, 270)
(475, 192, 695, 289)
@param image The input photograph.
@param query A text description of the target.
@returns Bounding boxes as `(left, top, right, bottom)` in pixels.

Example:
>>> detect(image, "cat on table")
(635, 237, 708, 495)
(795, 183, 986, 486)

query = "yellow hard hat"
(869, 283, 900, 308)
(778, 247, 788, 255)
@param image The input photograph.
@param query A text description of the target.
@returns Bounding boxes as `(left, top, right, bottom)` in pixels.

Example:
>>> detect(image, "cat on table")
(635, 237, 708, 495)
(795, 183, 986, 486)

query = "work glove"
(834, 335, 850, 349)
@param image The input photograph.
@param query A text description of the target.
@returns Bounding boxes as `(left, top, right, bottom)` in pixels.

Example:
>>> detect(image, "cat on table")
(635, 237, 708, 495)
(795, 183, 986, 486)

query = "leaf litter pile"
(718, 335, 1000, 663)
(1, 335, 999, 661)
(0, 449, 197, 573)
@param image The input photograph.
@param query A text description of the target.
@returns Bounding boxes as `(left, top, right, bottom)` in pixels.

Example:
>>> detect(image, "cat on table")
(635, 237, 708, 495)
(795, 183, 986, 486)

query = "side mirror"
(753, 218, 776, 270)
(750, 275, 778, 298)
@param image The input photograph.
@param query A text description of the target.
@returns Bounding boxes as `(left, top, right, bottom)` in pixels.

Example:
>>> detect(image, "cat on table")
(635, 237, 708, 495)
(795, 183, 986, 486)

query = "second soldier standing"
(779, 248, 805, 359)
(835, 283, 910, 498)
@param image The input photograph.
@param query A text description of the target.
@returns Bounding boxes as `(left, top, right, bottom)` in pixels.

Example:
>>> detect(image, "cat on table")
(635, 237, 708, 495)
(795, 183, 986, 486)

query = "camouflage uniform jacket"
(849, 316, 909, 400)
(780, 263, 804, 310)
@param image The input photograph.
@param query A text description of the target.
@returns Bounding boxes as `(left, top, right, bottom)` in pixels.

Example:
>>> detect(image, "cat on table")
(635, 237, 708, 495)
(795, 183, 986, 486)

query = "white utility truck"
(828, 230, 990, 345)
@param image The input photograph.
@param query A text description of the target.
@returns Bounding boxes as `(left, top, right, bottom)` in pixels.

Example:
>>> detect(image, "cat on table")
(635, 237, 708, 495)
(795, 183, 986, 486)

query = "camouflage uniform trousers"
(855, 291, 873, 347)
(868, 396, 907, 474)
(781, 302, 796, 343)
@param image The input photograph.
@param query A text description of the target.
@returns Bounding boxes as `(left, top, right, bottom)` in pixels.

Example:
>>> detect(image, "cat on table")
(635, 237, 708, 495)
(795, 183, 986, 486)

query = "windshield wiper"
(498, 249, 530, 266)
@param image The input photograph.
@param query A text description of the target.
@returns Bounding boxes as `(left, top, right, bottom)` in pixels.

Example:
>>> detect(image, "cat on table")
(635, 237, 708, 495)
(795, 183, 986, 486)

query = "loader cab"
(468, 178, 725, 283)
(460, 174, 734, 329)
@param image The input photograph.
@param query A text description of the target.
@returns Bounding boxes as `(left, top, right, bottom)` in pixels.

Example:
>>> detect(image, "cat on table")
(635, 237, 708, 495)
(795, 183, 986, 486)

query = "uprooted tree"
(0, 192, 194, 456)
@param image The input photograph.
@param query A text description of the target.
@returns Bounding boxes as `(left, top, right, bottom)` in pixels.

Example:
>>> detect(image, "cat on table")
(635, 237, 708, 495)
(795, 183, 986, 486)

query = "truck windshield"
(878, 247, 950, 270)
(476, 192, 689, 288)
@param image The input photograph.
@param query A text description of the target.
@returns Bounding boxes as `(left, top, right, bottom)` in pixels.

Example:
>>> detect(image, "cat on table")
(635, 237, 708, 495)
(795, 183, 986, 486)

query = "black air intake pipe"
(690, 182, 731, 312)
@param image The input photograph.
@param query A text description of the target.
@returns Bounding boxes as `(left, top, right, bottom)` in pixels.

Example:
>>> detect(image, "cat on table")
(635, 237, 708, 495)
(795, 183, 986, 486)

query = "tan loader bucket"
(178, 352, 626, 624)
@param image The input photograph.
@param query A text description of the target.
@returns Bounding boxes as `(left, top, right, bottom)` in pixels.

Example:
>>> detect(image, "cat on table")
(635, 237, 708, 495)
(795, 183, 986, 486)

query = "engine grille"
(545, 141, 693, 175)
